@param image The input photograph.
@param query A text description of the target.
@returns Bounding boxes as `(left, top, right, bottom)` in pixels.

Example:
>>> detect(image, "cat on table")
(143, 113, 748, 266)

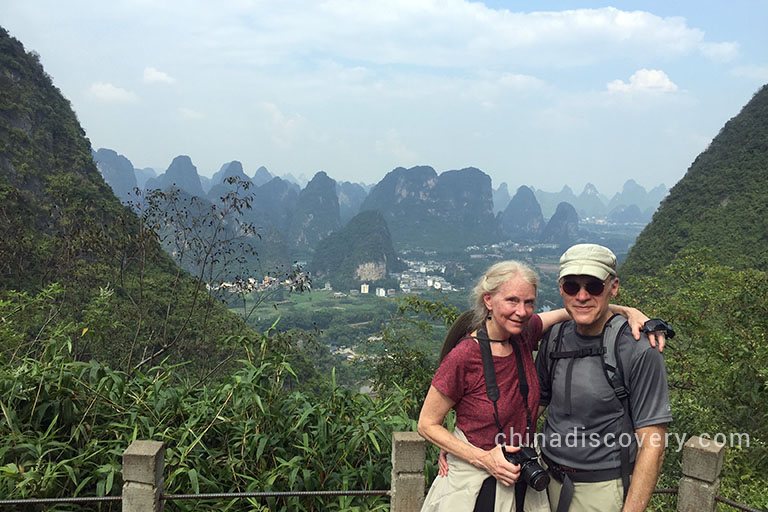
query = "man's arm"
(622, 424, 667, 512)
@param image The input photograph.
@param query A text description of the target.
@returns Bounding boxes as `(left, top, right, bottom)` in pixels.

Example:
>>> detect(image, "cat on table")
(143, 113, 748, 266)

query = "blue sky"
(2, 1, 766, 194)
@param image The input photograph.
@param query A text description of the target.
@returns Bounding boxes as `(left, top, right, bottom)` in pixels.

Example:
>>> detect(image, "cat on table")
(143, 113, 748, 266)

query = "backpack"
(544, 313, 634, 501)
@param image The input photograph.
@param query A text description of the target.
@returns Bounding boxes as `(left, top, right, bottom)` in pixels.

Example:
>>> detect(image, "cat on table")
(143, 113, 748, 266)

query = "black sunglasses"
(562, 278, 607, 296)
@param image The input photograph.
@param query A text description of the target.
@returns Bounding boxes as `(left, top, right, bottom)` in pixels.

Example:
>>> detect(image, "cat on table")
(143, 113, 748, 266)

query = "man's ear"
(609, 277, 619, 298)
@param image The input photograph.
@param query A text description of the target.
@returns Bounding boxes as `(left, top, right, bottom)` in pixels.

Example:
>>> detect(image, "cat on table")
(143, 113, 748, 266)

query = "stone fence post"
(122, 440, 165, 512)
(677, 436, 725, 512)
(391, 432, 426, 512)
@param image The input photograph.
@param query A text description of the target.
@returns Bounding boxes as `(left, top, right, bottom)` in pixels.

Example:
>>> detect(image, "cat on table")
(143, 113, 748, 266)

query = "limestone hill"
(310, 210, 404, 290)
(623, 84, 768, 276)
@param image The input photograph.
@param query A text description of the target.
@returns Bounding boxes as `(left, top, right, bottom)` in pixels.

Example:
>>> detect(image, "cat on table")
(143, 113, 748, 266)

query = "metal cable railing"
(0, 496, 122, 505)
(649, 488, 765, 512)
(3, 488, 765, 510)
(0, 490, 390, 507)
(715, 495, 766, 512)
(163, 489, 390, 500)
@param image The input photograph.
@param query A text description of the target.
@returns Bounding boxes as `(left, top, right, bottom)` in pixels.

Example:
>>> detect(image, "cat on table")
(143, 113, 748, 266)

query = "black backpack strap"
(510, 338, 530, 433)
(556, 476, 575, 512)
(601, 315, 630, 399)
(547, 321, 568, 391)
(618, 392, 632, 501)
(601, 315, 634, 501)
(473, 476, 496, 512)
(550, 322, 605, 416)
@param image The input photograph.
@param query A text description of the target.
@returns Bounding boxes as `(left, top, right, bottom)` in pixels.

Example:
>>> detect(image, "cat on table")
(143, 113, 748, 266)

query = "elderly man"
(536, 244, 672, 512)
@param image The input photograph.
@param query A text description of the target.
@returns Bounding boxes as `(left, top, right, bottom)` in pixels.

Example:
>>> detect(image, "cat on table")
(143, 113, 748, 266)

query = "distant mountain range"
(92, 145, 669, 281)
(491, 179, 667, 223)
(528, 181, 667, 223)
(12, 6, 763, 295)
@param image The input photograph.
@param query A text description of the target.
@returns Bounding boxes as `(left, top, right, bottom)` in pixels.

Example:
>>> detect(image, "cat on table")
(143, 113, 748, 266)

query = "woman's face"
(483, 274, 536, 338)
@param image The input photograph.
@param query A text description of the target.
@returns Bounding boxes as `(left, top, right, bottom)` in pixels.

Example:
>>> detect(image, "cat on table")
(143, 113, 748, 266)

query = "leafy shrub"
(0, 291, 417, 511)
(620, 249, 768, 509)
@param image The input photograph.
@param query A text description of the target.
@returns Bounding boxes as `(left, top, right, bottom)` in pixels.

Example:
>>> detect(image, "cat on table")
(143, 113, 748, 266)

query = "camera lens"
(503, 446, 550, 491)
(522, 464, 550, 491)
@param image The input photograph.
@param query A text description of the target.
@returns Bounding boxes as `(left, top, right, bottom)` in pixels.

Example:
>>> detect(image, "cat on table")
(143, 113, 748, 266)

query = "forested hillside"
(310, 209, 405, 290)
(622, 84, 768, 275)
(0, 27, 257, 372)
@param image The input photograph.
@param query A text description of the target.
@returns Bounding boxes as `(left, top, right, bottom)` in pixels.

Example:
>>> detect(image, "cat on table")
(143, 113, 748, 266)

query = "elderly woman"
(417, 261, 661, 512)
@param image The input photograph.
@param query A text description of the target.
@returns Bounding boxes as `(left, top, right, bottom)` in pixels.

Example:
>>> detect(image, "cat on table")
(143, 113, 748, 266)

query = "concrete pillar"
(677, 436, 725, 512)
(391, 432, 426, 512)
(122, 440, 165, 512)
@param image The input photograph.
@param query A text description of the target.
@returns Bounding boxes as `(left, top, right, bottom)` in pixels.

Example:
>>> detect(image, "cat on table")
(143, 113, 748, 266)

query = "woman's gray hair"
(437, 260, 539, 363)
(469, 260, 539, 330)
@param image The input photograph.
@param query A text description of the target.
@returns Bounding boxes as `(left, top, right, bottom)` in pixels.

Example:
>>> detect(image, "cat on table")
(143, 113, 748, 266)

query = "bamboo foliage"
(0, 292, 417, 511)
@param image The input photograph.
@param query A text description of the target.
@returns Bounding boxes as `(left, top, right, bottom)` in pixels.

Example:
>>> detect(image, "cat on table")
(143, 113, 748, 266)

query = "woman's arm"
(417, 385, 521, 486)
(537, 308, 571, 332)
(608, 304, 666, 351)
(538, 306, 665, 352)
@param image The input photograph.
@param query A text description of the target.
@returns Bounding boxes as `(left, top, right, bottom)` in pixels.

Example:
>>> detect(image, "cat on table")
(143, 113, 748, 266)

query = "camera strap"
(476, 325, 533, 438)
(476, 325, 530, 512)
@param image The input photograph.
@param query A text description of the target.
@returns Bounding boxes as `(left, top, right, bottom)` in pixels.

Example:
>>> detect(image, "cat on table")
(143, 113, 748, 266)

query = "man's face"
(559, 274, 619, 335)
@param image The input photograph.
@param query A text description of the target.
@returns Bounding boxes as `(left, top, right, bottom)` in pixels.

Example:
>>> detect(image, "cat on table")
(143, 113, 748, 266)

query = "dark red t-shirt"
(431, 314, 542, 450)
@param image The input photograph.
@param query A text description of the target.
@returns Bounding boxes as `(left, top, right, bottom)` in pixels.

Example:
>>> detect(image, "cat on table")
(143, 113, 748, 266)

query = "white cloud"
(463, 72, 546, 110)
(260, 102, 307, 149)
(143, 66, 176, 84)
(730, 65, 768, 82)
(151, 3, 726, 70)
(179, 107, 204, 120)
(498, 73, 546, 90)
(375, 128, 419, 163)
(607, 69, 678, 93)
(87, 82, 138, 103)
(699, 42, 740, 63)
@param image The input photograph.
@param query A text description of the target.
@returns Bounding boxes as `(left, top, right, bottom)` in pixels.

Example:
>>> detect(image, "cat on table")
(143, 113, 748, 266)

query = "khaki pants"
(422, 428, 549, 512)
(547, 477, 624, 512)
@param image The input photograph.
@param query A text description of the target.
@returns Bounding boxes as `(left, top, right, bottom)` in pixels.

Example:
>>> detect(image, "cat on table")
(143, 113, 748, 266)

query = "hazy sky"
(2, 1, 767, 194)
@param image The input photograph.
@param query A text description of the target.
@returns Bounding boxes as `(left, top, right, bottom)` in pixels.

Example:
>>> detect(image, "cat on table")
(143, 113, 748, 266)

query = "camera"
(503, 445, 550, 491)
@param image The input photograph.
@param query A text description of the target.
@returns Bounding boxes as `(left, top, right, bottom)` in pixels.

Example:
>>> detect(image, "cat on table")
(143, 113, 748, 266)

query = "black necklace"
(475, 323, 511, 344)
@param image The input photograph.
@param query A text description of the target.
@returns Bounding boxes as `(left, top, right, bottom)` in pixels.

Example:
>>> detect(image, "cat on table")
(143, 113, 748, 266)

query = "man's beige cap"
(558, 244, 617, 281)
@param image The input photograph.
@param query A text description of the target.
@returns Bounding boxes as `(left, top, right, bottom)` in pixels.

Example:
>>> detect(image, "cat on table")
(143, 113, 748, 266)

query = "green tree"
(619, 249, 768, 508)
(365, 296, 460, 418)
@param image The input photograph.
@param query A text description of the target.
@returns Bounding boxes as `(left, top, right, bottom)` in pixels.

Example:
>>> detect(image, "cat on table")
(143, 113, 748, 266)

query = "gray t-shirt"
(536, 320, 672, 470)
